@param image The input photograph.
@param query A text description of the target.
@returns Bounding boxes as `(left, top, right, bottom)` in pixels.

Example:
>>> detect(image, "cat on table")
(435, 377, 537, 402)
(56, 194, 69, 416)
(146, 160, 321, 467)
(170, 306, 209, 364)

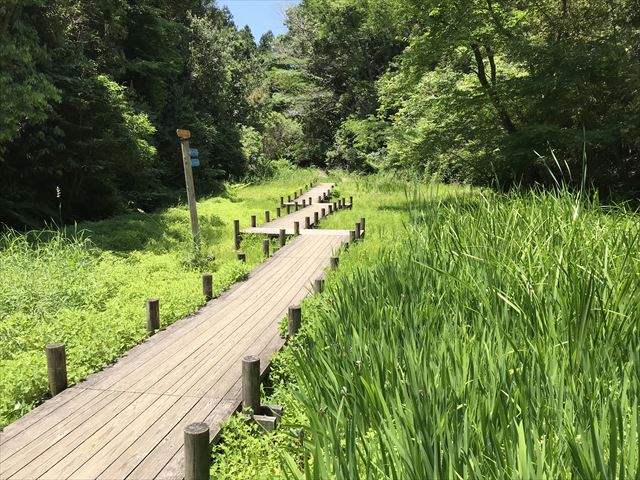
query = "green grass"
(0, 168, 320, 428)
(210, 178, 639, 479)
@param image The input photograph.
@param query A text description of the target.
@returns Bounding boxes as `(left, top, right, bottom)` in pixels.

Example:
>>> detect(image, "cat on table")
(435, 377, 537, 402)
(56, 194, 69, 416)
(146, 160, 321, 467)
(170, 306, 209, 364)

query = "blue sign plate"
(191, 158, 200, 167)
(189, 148, 199, 157)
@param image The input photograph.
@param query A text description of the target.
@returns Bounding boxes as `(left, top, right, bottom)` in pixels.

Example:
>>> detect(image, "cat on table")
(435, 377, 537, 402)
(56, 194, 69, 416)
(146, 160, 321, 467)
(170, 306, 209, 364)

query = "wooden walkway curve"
(0, 182, 351, 480)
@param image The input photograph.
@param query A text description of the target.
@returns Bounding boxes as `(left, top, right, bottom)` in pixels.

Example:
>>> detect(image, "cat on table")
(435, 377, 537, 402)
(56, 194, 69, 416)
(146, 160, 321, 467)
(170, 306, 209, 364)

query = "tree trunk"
(471, 44, 517, 133)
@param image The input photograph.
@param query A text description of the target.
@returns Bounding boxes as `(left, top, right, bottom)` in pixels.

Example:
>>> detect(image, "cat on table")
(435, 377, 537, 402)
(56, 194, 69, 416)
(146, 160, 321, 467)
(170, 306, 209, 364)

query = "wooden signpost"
(177, 129, 200, 251)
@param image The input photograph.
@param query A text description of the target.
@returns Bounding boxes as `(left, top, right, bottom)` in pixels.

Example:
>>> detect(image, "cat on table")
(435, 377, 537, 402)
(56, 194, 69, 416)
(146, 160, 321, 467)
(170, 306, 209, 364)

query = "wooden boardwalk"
(0, 183, 351, 480)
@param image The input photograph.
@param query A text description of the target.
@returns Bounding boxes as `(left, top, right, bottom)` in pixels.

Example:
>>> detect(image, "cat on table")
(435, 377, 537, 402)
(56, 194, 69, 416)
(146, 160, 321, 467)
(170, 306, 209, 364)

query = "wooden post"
(237, 252, 246, 262)
(294, 192, 298, 199)
(314, 278, 324, 294)
(309, 197, 312, 205)
(280, 196, 284, 207)
(350, 196, 353, 208)
(302, 199, 306, 208)
(305, 216, 311, 229)
(299, 188, 303, 196)
(334, 201, 338, 211)
(242, 356, 260, 414)
(330, 256, 339, 270)
(251, 215, 257, 228)
(177, 130, 200, 250)
(342, 198, 346, 208)
(45, 343, 67, 396)
(318, 195, 322, 204)
(288, 305, 301, 338)
(184, 422, 210, 480)
(321, 208, 326, 218)
(350, 230, 356, 243)
(202, 274, 213, 301)
(265, 211, 270, 223)
(288, 195, 291, 202)
(314, 211, 319, 226)
(360, 217, 365, 238)
(355, 222, 361, 240)
(328, 205, 332, 214)
(263, 239, 270, 258)
(287, 205, 291, 215)
(234, 219, 241, 250)
(294, 221, 300, 236)
(146, 298, 160, 334)
(276, 207, 281, 217)
(279, 229, 286, 248)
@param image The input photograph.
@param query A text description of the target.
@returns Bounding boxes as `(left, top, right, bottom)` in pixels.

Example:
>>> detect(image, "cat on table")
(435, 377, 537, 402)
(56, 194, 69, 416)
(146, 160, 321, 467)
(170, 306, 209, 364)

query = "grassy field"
(0, 168, 319, 428)
(210, 178, 640, 479)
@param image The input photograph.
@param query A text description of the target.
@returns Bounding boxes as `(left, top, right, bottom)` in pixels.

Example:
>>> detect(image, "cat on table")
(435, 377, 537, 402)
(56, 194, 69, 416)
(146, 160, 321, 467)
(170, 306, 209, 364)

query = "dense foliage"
(277, 0, 640, 194)
(0, 0, 267, 226)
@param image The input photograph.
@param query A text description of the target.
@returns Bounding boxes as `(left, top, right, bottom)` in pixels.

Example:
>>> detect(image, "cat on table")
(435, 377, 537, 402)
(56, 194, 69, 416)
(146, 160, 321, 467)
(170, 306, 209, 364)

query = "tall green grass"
(284, 188, 639, 478)
(0, 169, 319, 428)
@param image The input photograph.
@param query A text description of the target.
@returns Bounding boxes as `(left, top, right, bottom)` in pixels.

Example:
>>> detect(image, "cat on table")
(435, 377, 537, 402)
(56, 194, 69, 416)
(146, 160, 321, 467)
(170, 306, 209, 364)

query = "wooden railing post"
(305, 216, 311, 229)
(233, 219, 241, 250)
(202, 274, 213, 301)
(302, 199, 306, 208)
(242, 356, 260, 414)
(309, 197, 312, 205)
(237, 252, 246, 262)
(314, 211, 319, 226)
(286, 205, 291, 215)
(184, 422, 210, 480)
(251, 215, 257, 228)
(263, 239, 270, 258)
(294, 221, 300, 236)
(355, 222, 361, 241)
(350, 230, 356, 243)
(265, 211, 270, 223)
(330, 256, 339, 270)
(321, 208, 326, 218)
(279, 229, 286, 248)
(360, 217, 365, 238)
(280, 196, 284, 207)
(288, 305, 301, 338)
(146, 298, 160, 334)
(314, 278, 324, 293)
(276, 207, 281, 217)
(349, 196, 353, 208)
(45, 343, 67, 396)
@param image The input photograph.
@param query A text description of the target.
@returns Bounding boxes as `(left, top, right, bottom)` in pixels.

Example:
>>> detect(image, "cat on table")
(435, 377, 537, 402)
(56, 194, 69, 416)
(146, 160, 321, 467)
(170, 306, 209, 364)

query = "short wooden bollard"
(350, 230, 356, 243)
(299, 188, 303, 196)
(184, 422, 210, 480)
(251, 215, 257, 228)
(286, 205, 291, 214)
(265, 211, 270, 223)
(302, 199, 306, 208)
(288, 195, 291, 202)
(233, 219, 241, 250)
(202, 274, 213, 301)
(146, 298, 160, 334)
(328, 205, 333, 214)
(350, 196, 353, 208)
(305, 216, 311, 229)
(308, 197, 312, 205)
(314, 211, 319, 226)
(288, 305, 301, 338)
(318, 195, 322, 204)
(242, 356, 261, 414)
(294, 192, 298, 199)
(45, 343, 67, 396)
(360, 217, 366, 238)
(263, 239, 270, 258)
(279, 229, 286, 248)
(280, 196, 284, 207)
(294, 202, 299, 212)
(294, 221, 300, 236)
(334, 202, 338, 211)
(276, 207, 281, 217)
(237, 252, 246, 262)
(330, 256, 339, 270)
(314, 278, 324, 293)
(355, 222, 361, 240)
(321, 208, 326, 218)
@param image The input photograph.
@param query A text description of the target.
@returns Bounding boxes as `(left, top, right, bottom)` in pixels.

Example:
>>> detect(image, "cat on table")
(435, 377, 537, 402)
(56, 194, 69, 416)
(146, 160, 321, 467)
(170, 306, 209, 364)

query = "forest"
(2, 0, 639, 228)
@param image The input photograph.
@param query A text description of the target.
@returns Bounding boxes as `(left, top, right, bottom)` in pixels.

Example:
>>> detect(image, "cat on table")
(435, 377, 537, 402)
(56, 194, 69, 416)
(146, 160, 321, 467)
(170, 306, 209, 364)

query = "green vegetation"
(0, 169, 317, 428)
(210, 175, 639, 479)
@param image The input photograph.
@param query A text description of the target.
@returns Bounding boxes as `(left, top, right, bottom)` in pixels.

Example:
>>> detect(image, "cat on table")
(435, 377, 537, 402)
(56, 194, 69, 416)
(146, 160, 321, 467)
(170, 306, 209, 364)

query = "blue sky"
(219, 0, 301, 41)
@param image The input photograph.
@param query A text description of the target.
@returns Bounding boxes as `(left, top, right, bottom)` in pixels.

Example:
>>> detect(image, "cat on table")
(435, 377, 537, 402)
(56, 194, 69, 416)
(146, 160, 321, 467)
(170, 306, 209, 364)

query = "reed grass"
(284, 187, 639, 478)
